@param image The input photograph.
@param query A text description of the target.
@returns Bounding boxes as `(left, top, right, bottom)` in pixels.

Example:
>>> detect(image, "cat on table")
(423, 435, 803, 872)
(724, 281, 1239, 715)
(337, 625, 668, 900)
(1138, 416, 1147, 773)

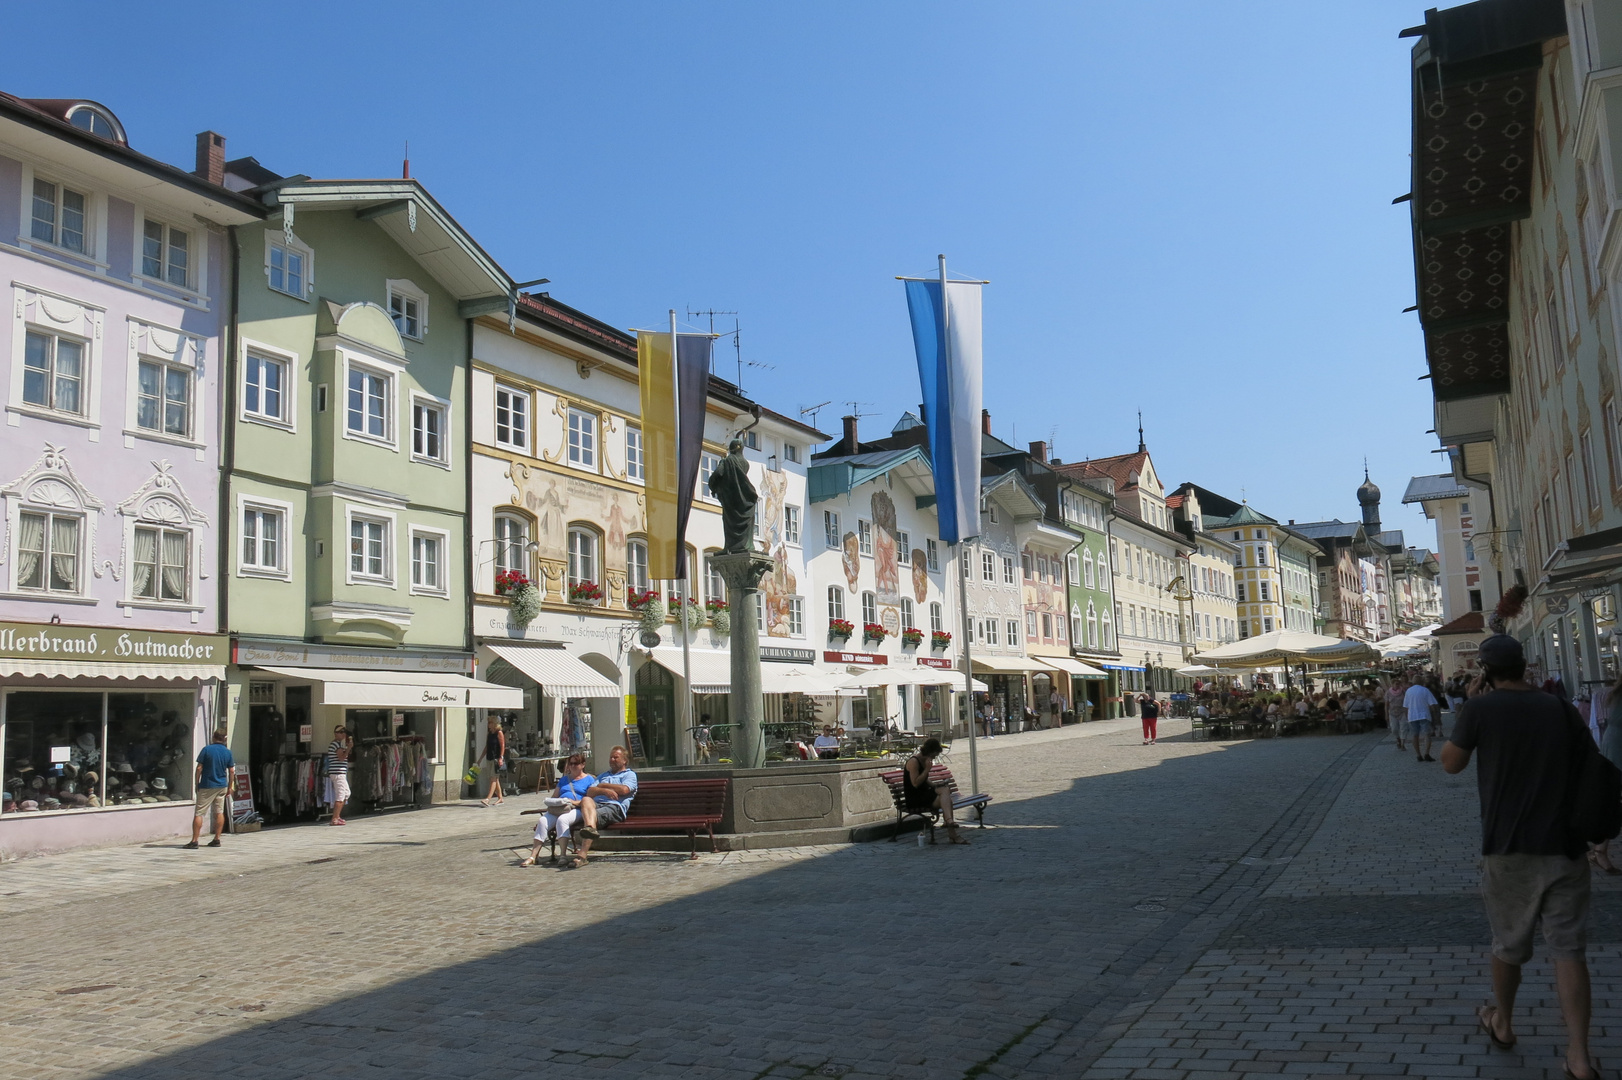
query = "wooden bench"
(526, 778, 729, 860)
(879, 764, 990, 842)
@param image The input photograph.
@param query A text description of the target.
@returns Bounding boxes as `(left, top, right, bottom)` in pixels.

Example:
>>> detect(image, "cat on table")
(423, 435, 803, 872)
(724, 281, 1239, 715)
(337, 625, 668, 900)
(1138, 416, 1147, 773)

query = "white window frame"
(11, 508, 87, 597)
(136, 214, 199, 296)
(984, 619, 999, 646)
(704, 552, 725, 606)
(625, 425, 645, 482)
(783, 443, 800, 464)
(824, 510, 840, 547)
(700, 453, 720, 502)
(896, 530, 911, 565)
(410, 391, 452, 469)
(981, 551, 995, 581)
(20, 326, 90, 421)
(827, 586, 844, 622)
(129, 523, 193, 605)
(783, 505, 801, 545)
(567, 527, 600, 592)
(492, 512, 532, 586)
(239, 338, 296, 431)
(857, 520, 873, 556)
(340, 352, 399, 450)
(1008, 619, 1020, 646)
(930, 602, 943, 633)
(132, 355, 195, 443)
(494, 383, 530, 452)
(26, 174, 94, 259)
(863, 588, 880, 625)
(264, 229, 313, 300)
(385, 278, 429, 341)
(927, 539, 939, 572)
(567, 407, 598, 471)
(1003, 556, 1016, 585)
(787, 596, 804, 636)
(627, 538, 650, 592)
(409, 525, 451, 597)
(237, 494, 293, 580)
(10, 285, 107, 435)
(345, 508, 395, 586)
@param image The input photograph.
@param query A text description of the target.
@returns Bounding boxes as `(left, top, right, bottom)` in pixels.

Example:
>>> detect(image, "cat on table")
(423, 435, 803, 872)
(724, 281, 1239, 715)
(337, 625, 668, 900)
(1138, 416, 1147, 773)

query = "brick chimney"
(842, 415, 859, 456)
(1028, 440, 1048, 463)
(981, 409, 991, 436)
(194, 131, 225, 185)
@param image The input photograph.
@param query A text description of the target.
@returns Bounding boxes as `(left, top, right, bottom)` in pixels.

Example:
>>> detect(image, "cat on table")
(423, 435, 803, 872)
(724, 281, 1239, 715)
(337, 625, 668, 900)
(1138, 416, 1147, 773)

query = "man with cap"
(1442, 634, 1598, 1079)
(186, 727, 234, 850)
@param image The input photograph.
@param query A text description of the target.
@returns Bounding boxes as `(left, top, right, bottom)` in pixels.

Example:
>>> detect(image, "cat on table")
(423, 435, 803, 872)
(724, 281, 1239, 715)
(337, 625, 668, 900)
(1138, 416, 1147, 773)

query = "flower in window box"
(568, 581, 603, 605)
(508, 583, 541, 627)
(828, 618, 854, 639)
(626, 588, 659, 611)
(901, 628, 925, 647)
(862, 622, 888, 643)
(494, 569, 531, 597)
(930, 630, 953, 651)
(667, 594, 704, 630)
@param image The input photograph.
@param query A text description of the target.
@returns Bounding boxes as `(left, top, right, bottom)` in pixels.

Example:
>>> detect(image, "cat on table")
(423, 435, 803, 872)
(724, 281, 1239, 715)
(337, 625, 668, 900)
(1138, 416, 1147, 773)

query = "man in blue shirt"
(572, 745, 637, 867)
(186, 728, 235, 850)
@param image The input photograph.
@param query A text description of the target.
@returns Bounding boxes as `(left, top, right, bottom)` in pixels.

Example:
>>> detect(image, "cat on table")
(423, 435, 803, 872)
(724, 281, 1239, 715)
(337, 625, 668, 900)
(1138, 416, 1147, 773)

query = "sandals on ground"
(519, 855, 536, 868)
(1476, 1004, 1515, 1051)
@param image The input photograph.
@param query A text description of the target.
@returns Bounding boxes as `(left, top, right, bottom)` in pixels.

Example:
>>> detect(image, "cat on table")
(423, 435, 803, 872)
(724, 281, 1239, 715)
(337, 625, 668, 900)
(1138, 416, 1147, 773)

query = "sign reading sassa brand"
(0, 621, 228, 663)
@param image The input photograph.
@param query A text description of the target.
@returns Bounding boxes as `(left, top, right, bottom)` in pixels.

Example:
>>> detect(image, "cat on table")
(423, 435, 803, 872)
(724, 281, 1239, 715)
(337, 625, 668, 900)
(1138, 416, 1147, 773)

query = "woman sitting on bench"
(904, 738, 969, 845)
(520, 753, 594, 867)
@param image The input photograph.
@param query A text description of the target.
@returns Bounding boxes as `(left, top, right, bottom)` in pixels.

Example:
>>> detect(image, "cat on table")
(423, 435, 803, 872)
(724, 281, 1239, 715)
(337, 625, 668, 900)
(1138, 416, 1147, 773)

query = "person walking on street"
(185, 727, 234, 849)
(1386, 677, 1409, 751)
(1139, 694, 1160, 745)
(1405, 678, 1441, 762)
(326, 725, 352, 826)
(1592, 677, 1622, 876)
(479, 716, 506, 806)
(1442, 635, 1600, 1080)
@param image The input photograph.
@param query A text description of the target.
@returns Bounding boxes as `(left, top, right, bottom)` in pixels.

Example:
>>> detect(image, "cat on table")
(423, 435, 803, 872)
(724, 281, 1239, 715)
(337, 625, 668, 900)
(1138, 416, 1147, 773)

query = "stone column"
(711, 553, 774, 769)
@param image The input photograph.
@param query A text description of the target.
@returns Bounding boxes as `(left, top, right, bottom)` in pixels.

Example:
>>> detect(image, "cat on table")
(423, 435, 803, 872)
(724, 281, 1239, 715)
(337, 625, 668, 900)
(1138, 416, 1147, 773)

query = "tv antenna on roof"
(800, 401, 832, 431)
(845, 400, 877, 421)
(687, 308, 772, 392)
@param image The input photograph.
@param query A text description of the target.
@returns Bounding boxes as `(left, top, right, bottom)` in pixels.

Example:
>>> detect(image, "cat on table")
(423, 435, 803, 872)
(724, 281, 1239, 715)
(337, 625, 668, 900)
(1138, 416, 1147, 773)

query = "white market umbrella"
(1194, 629, 1348, 669)
(845, 666, 989, 693)
(1298, 638, 1381, 665)
(761, 665, 863, 697)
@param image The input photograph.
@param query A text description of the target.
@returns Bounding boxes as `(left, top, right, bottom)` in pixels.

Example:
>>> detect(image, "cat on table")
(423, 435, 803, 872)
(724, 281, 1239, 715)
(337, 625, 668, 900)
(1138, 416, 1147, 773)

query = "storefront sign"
(298, 724, 313, 743)
(0, 622, 227, 663)
(476, 604, 630, 648)
(760, 647, 816, 664)
(915, 657, 954, 669)
(234, 638, 471, 673)
(824, 650, 887, 666)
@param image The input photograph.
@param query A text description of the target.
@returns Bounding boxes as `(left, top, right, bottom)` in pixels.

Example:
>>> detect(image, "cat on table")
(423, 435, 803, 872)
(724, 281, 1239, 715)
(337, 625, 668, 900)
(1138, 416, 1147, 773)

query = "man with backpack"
(1441, 635, 1605, 1080)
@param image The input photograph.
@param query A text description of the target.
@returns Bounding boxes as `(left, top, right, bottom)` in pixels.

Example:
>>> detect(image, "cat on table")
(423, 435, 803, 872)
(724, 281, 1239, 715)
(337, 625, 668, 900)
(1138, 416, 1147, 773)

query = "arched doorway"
(634, 661, 676, 767)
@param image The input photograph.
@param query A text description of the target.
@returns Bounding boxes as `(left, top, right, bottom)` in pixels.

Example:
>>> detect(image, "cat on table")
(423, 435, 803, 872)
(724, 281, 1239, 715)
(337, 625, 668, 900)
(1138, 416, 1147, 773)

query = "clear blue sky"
(14, 1, 1438, 543)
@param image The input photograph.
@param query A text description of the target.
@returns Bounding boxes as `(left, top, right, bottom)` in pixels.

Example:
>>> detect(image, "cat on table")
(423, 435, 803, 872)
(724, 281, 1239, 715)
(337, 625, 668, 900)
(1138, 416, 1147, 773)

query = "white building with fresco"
(469, 293, 825, 773)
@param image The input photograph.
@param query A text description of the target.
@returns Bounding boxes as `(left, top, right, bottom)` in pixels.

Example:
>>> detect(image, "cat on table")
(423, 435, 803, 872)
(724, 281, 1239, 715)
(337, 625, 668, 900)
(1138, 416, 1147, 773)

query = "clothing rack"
(349, 736, 431, 811)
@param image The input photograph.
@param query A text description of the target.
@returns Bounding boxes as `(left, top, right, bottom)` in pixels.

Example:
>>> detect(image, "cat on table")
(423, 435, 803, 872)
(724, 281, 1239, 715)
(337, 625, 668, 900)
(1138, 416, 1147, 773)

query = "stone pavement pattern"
(3, 720, 1621, 1079)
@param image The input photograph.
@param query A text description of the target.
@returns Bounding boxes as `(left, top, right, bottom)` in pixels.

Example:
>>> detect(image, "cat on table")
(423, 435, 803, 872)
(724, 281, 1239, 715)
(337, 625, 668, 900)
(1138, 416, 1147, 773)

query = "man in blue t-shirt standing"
(572, 745, 637, 867)
(186, 728, 235, 850)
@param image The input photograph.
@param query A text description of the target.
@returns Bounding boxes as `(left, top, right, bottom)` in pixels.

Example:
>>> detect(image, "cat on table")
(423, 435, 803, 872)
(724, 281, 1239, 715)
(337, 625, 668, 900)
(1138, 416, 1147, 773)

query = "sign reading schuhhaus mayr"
(0, 622, 228, 663)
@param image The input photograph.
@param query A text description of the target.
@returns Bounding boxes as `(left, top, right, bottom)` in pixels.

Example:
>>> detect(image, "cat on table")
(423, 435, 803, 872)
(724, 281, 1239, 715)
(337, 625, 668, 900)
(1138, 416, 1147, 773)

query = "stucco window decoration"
(2, 444, 110, 596)
(115, 460, 209, 614)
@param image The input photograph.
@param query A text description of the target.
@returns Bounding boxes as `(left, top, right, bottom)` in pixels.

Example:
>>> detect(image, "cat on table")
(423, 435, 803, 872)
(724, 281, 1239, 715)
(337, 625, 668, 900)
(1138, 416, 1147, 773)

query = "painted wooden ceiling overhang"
(1403, 0, 1567, 403)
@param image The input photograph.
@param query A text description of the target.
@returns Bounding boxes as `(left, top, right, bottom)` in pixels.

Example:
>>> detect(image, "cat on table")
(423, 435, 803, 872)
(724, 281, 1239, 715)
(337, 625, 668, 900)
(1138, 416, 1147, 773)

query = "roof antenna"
(403, 141, 410, 180)
(1137, 409, 1145, 453)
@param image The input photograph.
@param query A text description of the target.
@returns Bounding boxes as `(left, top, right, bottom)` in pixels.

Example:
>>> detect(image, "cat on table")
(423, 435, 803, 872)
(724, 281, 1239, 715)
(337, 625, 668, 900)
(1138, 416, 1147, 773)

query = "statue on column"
(709, 438, 758, 555)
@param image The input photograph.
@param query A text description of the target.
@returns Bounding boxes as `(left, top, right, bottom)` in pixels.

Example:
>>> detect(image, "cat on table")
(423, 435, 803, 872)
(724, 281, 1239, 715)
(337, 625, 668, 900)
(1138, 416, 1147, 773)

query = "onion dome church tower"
(1357, 465, 1382, 535)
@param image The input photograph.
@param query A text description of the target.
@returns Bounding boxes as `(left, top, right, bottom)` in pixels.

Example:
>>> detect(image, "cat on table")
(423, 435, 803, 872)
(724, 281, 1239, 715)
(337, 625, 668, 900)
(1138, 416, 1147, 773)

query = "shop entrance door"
(633, 663, 676, 767)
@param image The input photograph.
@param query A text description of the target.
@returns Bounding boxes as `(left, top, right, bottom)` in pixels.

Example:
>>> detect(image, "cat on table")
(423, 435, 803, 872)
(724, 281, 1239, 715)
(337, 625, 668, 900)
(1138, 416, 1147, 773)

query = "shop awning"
(479, 644, 619, 699)
(645, 647, 731, 694)
(1038, 656, 1110, 680)
(0, 659, 225, 681)
(255, 667, 523, 709)
(971, 655, 1054, 674)
(761, 664, 861, 696)
(846, 666, 988, 692)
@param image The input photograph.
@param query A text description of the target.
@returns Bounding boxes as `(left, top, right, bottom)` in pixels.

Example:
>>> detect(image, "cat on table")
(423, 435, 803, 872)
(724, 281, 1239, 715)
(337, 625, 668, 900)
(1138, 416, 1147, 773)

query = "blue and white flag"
(904, 278, 983, 544)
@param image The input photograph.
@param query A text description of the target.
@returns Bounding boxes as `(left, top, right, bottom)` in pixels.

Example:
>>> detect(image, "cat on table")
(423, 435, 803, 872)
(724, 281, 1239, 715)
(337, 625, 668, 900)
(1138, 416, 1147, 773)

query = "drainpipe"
(220, 225, 240, 638)
(464, 316, 476, 655)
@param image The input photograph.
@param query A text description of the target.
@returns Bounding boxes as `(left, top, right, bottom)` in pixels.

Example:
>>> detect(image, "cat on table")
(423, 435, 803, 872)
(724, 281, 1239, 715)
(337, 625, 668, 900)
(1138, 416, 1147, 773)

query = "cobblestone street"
(7, 719, 1622, 1080)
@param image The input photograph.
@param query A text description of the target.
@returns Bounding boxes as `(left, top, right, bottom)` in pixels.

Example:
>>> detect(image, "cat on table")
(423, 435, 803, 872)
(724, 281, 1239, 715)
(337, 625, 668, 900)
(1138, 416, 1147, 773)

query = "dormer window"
(67, 104, 121, 142)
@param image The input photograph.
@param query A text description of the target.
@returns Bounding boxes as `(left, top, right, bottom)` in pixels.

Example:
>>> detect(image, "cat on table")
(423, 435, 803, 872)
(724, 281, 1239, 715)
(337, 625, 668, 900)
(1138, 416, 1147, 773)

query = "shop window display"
(2, 690, 195, 814)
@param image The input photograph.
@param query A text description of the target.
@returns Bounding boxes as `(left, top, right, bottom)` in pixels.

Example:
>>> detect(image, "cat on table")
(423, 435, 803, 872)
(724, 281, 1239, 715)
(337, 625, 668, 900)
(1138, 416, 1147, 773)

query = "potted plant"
(707, 598, 731, 635)
(495, 570, 541, 628)
(901, 627, 925, 648)
(931, 630, 953, 651)
(828, 618, 854, 641)
(568, 580, 603, 606)
(627, 588, 665, 633)
(667, 594, 705, 630)
(862, 622, 888, 644)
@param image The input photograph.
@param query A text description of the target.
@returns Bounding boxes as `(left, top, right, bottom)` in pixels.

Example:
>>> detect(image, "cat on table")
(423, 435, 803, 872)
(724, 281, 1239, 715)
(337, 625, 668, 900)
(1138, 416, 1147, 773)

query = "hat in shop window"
(83, 770, 98, 787)
(115, 762, 135, 774)
(1, 792, 13, 810)
(85, 795, 99, 807)
(30, 775, 45, 791)
(151, 778, 169, 792)
(60, 780, 76, 795)
(19, 799, 38, 812)
(65, 793, 87, 807)
(41, 797, 60, 810)
(130, 780, 148, 796)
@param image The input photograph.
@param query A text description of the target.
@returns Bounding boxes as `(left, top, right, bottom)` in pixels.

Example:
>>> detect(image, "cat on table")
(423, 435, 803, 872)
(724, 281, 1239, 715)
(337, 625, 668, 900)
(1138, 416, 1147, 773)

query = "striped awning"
(256, 667, 523, 709)
(0, 659, 224, 681)
(479, 644, 619, 699)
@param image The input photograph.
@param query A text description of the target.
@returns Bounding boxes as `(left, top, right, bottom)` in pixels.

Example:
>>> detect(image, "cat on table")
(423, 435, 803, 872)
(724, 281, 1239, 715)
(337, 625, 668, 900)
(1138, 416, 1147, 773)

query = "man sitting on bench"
(572, 745, 637, 867)
(905, 737, 969, 845)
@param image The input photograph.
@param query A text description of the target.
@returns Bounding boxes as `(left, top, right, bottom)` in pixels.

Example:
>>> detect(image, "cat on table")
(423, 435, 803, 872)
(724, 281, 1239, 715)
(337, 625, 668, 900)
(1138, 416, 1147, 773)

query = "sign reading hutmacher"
(0, 621, 227, 662)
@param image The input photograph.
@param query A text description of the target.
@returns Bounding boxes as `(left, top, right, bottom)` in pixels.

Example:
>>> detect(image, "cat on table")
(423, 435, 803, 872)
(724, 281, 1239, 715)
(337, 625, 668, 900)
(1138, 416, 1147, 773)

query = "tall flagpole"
(941, 252, 980, 799)
(673, 309, 694, 766)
